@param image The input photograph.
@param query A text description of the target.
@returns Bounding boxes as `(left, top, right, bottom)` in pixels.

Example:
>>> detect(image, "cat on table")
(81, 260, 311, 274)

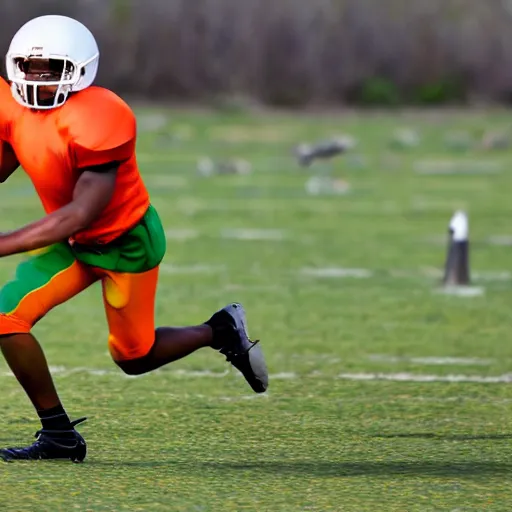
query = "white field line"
(300, 267, 373, 278)
(422, 235, 447, 246)
(165, 198, 362, 215)
(0, 367, 298, 381)
(367, 355, 494, 366)
(222, 284, 282, 292)
(434, 286, 485, 297)
(337, 372, 512, 383)
(1, 366, 511, 385)
(473, 271, 512, 281)
(487, 235, 512, 246)
(413, 160, 502, 175)
(170, 394, 512, 405)
(159, 264, 226, 275)
(165, 229, 200, 241)
(165, 227, 512, 251)
(300, 266, 511, 283)
(154, 262, 503, 296)
(220, 228, 288, 241)
(289, 354, 494, 366)
(145, 174, 189, 188)
(165, 392, 269, 402)
(165, 228, 291, 242)
(429, 235, 512, 247)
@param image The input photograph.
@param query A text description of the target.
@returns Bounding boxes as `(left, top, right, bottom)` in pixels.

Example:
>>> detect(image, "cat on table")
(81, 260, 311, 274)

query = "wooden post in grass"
(443, 211, 470, 286)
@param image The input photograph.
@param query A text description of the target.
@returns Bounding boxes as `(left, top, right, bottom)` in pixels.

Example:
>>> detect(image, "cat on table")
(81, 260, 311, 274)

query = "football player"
(0, 15, 268, 463)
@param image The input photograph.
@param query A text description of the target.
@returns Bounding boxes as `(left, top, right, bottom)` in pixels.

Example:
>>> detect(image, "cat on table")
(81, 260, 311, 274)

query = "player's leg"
(100, 267, 268, 392)
(100, 266, 211, 366)
(0, 244, 97, 462)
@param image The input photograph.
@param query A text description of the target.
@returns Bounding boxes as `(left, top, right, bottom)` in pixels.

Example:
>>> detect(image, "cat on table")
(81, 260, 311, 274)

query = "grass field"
(2, 106, 512, 511)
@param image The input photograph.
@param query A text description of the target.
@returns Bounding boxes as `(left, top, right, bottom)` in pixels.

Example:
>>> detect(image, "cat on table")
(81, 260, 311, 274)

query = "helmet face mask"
(14, 57, 75, 82)
(5, 15, 100, 110)
(10, 56, 77, 108)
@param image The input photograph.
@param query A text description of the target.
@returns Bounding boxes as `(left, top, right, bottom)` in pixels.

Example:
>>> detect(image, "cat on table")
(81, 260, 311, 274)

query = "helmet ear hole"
(81, 67, 85, 76)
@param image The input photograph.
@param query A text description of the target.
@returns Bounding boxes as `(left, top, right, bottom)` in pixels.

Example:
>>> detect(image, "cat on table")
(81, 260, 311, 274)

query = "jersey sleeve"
(63, 88, 137, 170)
(0, 78, 15, 142)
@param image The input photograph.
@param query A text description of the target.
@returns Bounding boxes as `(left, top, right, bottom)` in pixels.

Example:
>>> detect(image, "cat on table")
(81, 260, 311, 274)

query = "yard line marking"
(2, 367, 511, 385)
(434, 286, 485, 297)
(165, 229, 200, 241)
(413, 159, 502, 175)
(337, 372, 512, 383)
(299, 266, 510, 286)
(367, 355, 494, 366)
(487, 235, 512, 246)
(265, 372, 298, 380)
(146, 174, 188, 188)
(220, 228, 288, 241)
(172, 369, 229, 378)
(159, 264, 226, 275)
(472, 271, 511, 282)
(300, 267, 373, 278)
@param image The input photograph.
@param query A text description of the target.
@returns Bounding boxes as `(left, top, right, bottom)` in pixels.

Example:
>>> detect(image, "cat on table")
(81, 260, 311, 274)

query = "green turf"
(1, 107, 512, 511)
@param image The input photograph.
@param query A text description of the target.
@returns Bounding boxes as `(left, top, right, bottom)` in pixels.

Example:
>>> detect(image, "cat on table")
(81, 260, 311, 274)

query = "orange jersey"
(0, 78, 18, 142)
(0, 78, 150, 245)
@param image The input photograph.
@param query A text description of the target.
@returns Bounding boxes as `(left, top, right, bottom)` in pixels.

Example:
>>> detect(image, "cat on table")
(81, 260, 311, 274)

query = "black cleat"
(0, 417, 87, 463)
(208, 303, 268, 393)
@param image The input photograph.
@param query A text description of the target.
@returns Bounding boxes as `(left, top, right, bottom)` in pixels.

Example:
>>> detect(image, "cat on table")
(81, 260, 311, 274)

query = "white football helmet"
(5, 15, 100, 109)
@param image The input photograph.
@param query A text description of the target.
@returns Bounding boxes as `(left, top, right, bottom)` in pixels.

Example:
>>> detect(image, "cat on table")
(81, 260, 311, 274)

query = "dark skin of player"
(0, 142, 213, 411)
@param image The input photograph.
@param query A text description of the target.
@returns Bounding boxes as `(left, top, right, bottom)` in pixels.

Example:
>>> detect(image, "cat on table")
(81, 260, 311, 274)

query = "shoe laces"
(221, 339, 260, 362)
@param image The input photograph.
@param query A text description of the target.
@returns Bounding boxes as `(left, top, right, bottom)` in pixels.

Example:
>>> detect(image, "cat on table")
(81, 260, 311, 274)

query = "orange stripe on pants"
(0, 261, 97, 334)
(0, 257, 160, 362)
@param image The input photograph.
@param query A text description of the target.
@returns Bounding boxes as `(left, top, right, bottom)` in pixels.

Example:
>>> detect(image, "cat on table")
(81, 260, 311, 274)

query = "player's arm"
(0, 140, 20, 182)
(0, 90, 138, 256)
(0, 77, 19, 181)
(0, 163, 118, 256)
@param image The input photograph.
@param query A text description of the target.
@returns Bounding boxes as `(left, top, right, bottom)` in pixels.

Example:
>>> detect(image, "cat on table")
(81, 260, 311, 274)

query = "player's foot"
(0, 418, 87, 462)
(207, 303, 268, 393)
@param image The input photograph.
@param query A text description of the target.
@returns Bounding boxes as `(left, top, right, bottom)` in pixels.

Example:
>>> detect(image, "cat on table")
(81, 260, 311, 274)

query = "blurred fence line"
(2, 0, 512, 106)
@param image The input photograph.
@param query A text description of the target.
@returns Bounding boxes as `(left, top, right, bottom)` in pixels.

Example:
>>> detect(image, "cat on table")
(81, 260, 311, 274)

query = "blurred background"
(2, 2, 512, 510)
(2, 0, 512, 107)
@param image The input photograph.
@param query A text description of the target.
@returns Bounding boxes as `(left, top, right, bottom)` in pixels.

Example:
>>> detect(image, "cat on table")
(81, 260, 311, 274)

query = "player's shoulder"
(0, 77, 23, 138)
(0, 77, 22, 114)
(59, 86, 136, 150)
(60, 86, 135, 125)
(0, 77, 11, 97)
(67, 86, 133, 113)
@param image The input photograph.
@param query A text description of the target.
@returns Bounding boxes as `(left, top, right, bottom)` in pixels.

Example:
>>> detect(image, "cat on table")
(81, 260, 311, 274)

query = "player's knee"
(114, 357, 149, 376)
(108, 332, 155, 375)
(0, 313, 32, 336)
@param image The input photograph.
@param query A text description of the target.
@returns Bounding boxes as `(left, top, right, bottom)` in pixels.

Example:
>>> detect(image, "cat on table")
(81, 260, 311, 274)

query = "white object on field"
(305, 176, 350, 196)
(449, 210, 468, 242)
(389, 128, 420, 149)
(443, 210, 470, 286)
(197, 157, 216, 176)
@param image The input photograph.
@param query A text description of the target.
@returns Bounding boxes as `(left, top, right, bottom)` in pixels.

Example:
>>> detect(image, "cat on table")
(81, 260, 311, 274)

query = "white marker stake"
(443, 211, 470, 286)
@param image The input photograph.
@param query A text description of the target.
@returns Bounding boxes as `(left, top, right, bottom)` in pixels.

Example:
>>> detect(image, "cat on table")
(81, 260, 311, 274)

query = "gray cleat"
(208, 303, 268, 393)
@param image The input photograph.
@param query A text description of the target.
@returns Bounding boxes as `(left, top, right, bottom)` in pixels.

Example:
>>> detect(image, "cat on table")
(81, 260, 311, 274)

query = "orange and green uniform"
(0, 78, 166, 361)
